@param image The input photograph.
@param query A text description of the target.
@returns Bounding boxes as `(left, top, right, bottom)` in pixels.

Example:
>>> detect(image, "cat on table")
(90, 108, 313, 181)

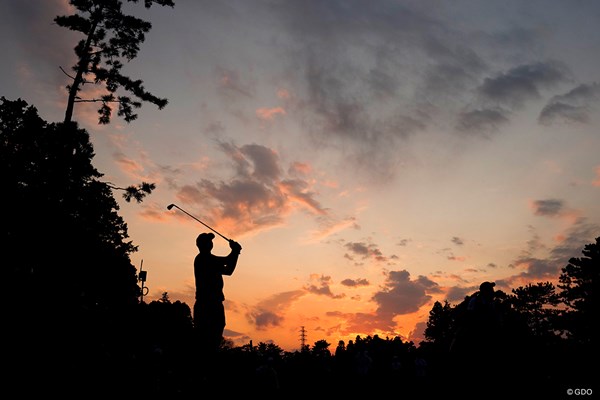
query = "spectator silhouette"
(450, 281, 504, 395)
(192, 232, 242, 382)
(254, 356, 280, 395)
(353, 348, 373, 388)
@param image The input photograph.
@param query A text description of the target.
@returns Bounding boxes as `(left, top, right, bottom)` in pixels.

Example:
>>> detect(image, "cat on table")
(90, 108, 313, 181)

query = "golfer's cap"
(196, 232, 215, 245)
(479, 281, 496, 291)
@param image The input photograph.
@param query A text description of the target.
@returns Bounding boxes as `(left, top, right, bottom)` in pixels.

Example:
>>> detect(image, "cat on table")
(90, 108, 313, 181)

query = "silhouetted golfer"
(193, 232, 242, 378)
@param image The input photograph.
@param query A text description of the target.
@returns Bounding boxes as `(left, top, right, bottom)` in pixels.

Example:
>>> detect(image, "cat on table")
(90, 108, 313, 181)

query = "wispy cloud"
(539, 82, 600, 125)
(477, 61, 569, 108)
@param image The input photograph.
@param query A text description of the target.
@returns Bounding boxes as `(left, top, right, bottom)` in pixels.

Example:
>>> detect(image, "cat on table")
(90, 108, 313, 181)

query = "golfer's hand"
(229, 240, 242, 254)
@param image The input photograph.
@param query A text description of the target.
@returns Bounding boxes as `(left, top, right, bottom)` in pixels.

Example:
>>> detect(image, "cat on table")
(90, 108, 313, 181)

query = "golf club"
(167, 203, 230, 242)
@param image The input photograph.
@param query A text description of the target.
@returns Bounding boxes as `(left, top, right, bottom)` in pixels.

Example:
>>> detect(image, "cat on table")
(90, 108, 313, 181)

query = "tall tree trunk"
(63, 12, 101, 125)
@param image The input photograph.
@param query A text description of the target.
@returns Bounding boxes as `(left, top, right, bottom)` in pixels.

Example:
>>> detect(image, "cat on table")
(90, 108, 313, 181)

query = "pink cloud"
(256, 106, 286, 120)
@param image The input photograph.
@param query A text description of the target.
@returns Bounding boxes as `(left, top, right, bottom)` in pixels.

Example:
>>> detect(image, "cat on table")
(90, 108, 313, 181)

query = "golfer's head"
(196, 232, 215, 251)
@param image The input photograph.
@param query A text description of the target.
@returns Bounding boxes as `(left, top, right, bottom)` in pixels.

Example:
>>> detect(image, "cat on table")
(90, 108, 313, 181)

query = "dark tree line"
(1, 96, 144, 395)
(2, 96, 596, 397)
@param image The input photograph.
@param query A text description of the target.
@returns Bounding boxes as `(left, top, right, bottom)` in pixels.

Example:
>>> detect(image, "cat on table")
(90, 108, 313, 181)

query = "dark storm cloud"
(371, 270, 440, 316)
(532, 199, 564, 217)
(477, 61, 569, 108)
(539, 82, 600, 125)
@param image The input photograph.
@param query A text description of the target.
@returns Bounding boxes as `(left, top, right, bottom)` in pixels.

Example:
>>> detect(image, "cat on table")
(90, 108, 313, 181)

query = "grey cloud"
(532, 199, 564, 217)
(539, 83, 600, 125)
(305, 275, 345, 298)
(446, 285, 474, 303)
(199, 178, 285, 220)
(549, 219, 600, 262)
(251, 310, 284, 329)
(341, 278, 370, 287)
(451, 236, 464, 246)
(419, 45, 488, 101)
(209, 1, 589, 184)
(304, 283, 345, 299)
(344, 241, 389, 263)
(367, 68, 400, 98)
(539, 103, 589, 125)
(409, 320, 427, 344)
(478, 61, 569, 107)
(2, 0, 85, 98)
(509, 256, 561, 282)
(248, 289, 306, 330)
(397, 239, 410, 246)
(422, 63, 478, 98)
(416, 275, 443, 293)
(455, 108, 510, 136)
(280, 179, 327, 215)
(215, 66, 255, 98)
(273, 1, 461, 182)
(345, 242, 370, 257)
(176, 142, 329, 235)
(204, 121, 226, 135)
(218, 142, 281, 182)
(371, 270, 440, 316)
(241, 144, 282, 182)
(507, 218, 599, 285)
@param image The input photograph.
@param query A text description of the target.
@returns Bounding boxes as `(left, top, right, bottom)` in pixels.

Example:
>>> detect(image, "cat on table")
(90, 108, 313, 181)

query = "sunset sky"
(2, 0, 599, 351)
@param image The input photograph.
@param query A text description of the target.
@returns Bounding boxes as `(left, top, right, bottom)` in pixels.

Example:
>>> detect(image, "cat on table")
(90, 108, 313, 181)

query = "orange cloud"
(289, 162, 312, 176)
(256, 107, 286, 120)
(114, 152, 144, 176)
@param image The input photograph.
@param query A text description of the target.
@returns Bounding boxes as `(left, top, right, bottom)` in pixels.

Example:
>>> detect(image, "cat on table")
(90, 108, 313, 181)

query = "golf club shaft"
(168, 204, 230, 241)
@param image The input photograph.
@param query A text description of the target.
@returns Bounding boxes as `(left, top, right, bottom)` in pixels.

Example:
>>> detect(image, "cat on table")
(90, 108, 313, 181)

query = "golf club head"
(167, 204, 175, 210)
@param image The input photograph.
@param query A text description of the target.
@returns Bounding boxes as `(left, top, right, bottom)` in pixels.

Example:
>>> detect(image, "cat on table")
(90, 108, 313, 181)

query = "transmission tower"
(299, 326, 307, 349)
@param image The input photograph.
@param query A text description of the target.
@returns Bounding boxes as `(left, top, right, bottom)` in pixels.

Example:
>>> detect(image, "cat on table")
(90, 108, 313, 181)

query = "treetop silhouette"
(56, 0, 175, 125)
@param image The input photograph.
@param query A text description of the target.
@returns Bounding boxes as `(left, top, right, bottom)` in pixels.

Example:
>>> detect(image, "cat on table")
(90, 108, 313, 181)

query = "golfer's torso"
(194, 254, 225, 301)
